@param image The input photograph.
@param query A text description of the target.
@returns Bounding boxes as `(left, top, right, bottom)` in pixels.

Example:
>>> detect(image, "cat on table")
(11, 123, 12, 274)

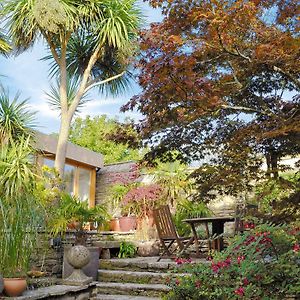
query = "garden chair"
(153, 205, 193, 261)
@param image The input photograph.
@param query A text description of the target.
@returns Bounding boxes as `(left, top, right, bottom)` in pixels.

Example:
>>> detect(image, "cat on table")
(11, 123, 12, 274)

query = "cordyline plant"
(2, 0, 142, 176)
(165, 222, 300, 300)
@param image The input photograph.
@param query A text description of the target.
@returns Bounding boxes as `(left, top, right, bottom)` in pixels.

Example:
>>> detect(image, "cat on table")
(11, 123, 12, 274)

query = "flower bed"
(165, 222, 300, 299)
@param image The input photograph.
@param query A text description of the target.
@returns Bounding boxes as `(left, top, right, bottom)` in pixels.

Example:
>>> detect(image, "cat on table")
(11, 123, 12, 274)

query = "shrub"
(118, 241, 137, 258)
(166, 222, 300, 300)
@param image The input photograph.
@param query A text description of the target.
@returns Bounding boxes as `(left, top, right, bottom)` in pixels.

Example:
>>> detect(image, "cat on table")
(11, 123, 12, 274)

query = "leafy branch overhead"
(123, 0, 300, 198)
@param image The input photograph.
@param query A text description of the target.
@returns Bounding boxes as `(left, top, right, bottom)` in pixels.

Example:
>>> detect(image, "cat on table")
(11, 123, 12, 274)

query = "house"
(35, 132, 104, 207)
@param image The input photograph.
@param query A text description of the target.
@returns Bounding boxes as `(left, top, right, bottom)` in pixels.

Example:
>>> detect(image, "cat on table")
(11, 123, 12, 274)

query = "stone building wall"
(95, 161, 139, 206)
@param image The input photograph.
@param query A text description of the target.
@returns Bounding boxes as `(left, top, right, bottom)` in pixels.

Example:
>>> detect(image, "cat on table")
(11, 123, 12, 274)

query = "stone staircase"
(96, 257, 192, 300)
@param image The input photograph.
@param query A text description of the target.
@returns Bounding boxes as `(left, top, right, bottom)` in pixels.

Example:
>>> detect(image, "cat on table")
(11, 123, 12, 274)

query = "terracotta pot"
(3, 278, 27, 297)
(119, 216, 137, 232)
(109, 218, 121, 231)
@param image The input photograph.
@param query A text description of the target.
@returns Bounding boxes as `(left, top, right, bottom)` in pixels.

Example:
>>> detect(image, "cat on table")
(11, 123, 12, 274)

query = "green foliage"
(0, 124, 43, 277)
(106, 183, 134, 217)
(47, 193, 109, 237)
(69, 115, 141, 163)
(166, 222, 300, 300)
(0, 87, 36, 143)
(174, 199, 211, 236)
(252, 172, 300, 223)
(118, 241, 136, 258)
(46, 76, 90, 113)
(148, 160, 193, 206)
(0, 29, 11, 55)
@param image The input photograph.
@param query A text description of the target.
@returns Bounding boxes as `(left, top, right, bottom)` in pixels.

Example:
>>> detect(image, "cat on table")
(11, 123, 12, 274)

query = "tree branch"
(42, 32, 60, 64)
(68, 44, 102, 116)
(220, 104, 273, 116)
(273, 66, 300, 90)
(84, 71, 126, 93)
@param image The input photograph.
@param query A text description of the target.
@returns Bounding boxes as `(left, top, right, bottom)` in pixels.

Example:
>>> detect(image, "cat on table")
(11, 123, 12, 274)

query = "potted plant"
(106, 183, 136, 232)
(106, 184, 131, 231)
(48, 193, 109, 245)
(120, 184, 164, 232)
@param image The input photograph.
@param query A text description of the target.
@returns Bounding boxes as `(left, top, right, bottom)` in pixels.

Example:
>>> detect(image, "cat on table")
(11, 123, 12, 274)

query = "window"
(64, 164, 76, 195)
(78, 167, 91, 201)
(40, 156, 95, 206)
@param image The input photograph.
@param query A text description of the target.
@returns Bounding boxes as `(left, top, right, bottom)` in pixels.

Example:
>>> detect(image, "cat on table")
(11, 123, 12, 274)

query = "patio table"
(183, 216, 235, 256)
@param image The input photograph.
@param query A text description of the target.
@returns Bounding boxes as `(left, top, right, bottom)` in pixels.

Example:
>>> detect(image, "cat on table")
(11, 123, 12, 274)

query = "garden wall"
(30, 231, 101, 279)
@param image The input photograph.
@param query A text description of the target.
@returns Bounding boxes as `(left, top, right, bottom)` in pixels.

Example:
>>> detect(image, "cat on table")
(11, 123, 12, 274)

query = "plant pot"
(109, 218, 121, 232)
(119, 216, 137, 232)
(3, 278, 27, 297)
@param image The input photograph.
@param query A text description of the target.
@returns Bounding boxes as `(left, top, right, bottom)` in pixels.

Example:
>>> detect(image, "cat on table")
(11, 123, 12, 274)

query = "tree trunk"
(54, 112, 72, 176)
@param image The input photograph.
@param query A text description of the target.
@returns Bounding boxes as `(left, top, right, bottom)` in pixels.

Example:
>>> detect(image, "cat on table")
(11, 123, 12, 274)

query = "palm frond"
(0, 87, 36, 142)
(45, 75, 90, 114)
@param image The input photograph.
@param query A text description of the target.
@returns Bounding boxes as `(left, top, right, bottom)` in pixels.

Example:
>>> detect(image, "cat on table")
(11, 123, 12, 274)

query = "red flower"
(243, 278, 249, 286)
(234, 287, 245, 297)
(237, 256, 245, 264)
(293, 244, 300, 253)
(175, 278, 180, 285)
(195, 280, 201, 288)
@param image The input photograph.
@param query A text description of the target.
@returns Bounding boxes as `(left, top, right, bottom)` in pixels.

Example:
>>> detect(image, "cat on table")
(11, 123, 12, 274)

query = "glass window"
(44, 158, 55, 168)
(64, 164, 75, 195)
(78, 167, 91, 201)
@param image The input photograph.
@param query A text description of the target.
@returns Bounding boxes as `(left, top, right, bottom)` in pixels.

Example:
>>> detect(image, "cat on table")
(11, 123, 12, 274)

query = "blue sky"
(0, 1, 163, 134)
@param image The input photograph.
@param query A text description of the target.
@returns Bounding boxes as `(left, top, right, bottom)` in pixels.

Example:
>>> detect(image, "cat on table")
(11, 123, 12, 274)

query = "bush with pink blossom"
(166, 222, 300, 299)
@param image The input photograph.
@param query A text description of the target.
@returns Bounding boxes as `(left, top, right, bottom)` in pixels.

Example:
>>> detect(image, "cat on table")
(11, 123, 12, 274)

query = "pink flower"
(195, 280, 201, 288)
(237, 256, 245, 264)
(175, 278, 180, 285)
(293, 244, 300, 253)
(243, 278, 249, 286)
(234, 287, 245, 297)
(211, 262, 219, 273)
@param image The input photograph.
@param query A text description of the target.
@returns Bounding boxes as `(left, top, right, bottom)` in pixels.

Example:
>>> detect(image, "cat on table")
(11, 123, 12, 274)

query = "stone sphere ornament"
(67, 245, 91, 269)
(63, 245, 93, 286)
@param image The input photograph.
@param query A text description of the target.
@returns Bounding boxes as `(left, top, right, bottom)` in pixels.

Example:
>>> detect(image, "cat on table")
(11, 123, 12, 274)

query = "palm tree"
(3, 0, 142, 175)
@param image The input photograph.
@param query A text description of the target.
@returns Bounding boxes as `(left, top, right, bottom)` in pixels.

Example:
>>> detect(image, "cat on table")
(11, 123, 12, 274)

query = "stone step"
(100, 257, 206, 273)
(96, 294, 160, 300)
(98, 269, 185, 284)
(96, 282, 170, 297)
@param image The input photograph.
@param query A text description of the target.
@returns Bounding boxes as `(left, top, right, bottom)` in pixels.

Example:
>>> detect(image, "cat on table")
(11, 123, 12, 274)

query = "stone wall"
(95, 161, 138, 206)
(30, 231, 101, 278)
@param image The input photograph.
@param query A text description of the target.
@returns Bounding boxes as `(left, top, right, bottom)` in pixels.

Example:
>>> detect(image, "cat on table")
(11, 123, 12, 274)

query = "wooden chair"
(153, 205, 192, 261)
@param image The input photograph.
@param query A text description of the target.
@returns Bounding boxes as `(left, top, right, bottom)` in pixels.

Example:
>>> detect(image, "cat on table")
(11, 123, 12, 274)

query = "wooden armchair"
(153, 205, 193, 261)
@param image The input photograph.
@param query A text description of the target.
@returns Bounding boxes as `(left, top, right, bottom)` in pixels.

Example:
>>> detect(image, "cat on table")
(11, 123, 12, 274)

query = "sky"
(0, 1, 163, 134)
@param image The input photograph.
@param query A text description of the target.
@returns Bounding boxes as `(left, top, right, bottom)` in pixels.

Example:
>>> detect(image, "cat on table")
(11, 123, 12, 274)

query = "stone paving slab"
(99, 257, 208, 272)
(96, 295, 160, 300)
(98, 269, 189, 284)
(2, 282, 97, 300)
(96, 282, 170, 297)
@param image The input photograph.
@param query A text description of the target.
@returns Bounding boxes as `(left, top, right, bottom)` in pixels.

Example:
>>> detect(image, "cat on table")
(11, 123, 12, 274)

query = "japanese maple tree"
(123, 0, 300, 199)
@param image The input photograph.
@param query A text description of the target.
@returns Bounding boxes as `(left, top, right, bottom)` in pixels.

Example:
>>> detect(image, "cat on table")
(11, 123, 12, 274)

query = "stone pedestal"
(62, 245, 93, 286)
